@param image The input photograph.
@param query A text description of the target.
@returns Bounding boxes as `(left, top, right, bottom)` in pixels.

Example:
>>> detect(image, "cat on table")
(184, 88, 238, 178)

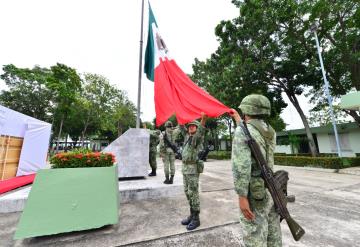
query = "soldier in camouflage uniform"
(230, 94, 282, 247)
(179, 113, 206, 231)
(148, 130, 160, 176)
(159, 121, 176, 184)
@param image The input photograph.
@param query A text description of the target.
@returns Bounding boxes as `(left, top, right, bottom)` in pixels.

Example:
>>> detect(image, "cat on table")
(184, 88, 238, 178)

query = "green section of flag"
(144, 3, 158, 82)
(14, 166, 119, 239)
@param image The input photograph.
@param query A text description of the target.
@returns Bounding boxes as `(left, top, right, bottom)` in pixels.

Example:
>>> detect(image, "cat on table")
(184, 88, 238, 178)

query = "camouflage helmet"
(239, 94, 271, 116)
(187, 120, 200, 128)
(165, 121, 173, 128)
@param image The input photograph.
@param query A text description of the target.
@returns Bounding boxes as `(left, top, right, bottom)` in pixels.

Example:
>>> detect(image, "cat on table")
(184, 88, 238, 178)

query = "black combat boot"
(148, 169, 156, 176)
(163, 175, 170, 184)
(186, 211, 200, 231)
(181, 209, 193, 225)
(169, 175, 174, 184)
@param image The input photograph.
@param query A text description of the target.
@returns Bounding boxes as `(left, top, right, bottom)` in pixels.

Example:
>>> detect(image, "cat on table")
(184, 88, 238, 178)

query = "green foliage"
(207, 151, 231, 160)
(308, 104, 349, 127)
(0, 64, 53, 121)
(50, 151, 115, 169)
(275, 156, 360, 169)
(0, 64, 137, 144)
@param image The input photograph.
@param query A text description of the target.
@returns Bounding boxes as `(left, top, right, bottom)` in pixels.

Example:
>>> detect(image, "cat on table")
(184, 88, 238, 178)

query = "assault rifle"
(164, 132, 182, 160)
(239, 121, 305, 241)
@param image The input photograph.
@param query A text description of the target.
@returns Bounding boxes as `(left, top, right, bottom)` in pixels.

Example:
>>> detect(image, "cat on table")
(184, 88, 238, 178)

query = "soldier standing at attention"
(229, 94, 282, 247)
(180, 113, 206, 231)
(148, 129, 160, 176)
(159, 121, 176, 184)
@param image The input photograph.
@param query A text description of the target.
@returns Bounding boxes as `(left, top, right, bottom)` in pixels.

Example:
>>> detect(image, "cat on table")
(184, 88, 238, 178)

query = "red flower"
(74, 154, 83, 159)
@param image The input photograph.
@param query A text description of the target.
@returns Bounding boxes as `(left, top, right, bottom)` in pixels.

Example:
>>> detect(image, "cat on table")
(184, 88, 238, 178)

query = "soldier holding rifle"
(230, 94, 305, 247)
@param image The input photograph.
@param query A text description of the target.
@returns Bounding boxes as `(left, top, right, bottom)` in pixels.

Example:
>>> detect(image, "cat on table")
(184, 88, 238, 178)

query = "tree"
(309, 104, 349, 127)
(305, 0, 360, 125)
(194, 0, 322, 155)
(47, 63, 81, 151)
(0, 64, 53, 121)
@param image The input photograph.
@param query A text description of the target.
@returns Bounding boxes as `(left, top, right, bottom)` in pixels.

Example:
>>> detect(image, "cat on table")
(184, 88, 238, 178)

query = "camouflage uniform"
(180, 121, 205, 230)
(148, 130, 160, 176)
(159, 128, 176, 178)
(232, 94, 282, 247)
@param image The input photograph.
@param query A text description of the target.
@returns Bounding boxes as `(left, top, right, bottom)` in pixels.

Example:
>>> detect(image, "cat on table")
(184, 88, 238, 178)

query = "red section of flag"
(154, 58, 231, 126)
(0, 174, 36, 195)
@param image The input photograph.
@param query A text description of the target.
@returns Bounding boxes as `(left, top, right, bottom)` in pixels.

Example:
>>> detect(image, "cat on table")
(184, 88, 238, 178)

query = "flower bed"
(50, 151, 115, 169)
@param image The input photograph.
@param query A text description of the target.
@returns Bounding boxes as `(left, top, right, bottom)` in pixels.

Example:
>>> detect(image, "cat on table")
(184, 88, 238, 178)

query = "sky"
(0, 0, 311, 130)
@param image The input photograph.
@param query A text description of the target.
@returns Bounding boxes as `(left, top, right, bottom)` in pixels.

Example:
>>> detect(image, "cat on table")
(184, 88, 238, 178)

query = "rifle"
(163, 132, 182, 160)
(198, 145, 210, 161)
(239, 121, 305, 241)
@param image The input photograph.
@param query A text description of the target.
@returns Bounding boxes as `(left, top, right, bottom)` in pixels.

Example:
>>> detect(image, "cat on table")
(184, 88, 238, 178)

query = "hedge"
(275, 153, 338, 157)
(50, 150, 115, 169)
(207, 151, 231, 160)
(274, 156, 360, 169)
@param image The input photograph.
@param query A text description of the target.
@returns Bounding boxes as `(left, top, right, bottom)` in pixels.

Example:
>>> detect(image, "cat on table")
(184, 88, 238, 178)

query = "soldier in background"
(159, 121, 176, 184)
(179, 113, 206, 231)
(229, 94, 282, 247)
(148, 129, 160, 176)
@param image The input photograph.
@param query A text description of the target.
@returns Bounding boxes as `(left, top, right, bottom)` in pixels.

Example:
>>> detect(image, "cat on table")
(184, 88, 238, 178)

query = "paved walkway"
(0, 160, 359, 247)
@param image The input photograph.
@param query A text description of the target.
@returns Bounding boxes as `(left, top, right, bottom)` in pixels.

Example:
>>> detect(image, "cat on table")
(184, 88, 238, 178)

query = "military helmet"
(165, 121, 173, 128)
(239, 94, 271, 116)
(187, 120, 200, 127)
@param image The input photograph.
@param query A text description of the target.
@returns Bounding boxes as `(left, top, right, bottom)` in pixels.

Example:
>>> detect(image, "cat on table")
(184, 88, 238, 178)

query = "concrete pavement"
(0, 159, 359, 247)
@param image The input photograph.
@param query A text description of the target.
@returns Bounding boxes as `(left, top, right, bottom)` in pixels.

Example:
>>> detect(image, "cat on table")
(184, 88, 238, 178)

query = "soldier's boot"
(181, 209, 193, 225)
(186, 211, 200, 231)
(169, 175, 174, 184)
(163, 175, 171, 184)
(148, 168, 156, 176)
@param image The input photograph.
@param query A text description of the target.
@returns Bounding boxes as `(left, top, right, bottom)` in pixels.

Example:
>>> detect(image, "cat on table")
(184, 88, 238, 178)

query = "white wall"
(317, 130, 360, 157)
(275, 145, 292, 154)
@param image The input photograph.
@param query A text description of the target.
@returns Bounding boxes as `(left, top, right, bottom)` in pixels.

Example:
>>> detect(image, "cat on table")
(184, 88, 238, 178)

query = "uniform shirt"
(231, 119, 275, 197)
(180, 125, 205, 174)
(149, 130, 160, 151)
(159, 128, 176, 154)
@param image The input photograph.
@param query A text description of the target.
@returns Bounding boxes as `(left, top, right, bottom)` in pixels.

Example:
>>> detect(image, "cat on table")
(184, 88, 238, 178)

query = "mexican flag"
(144, 3, 230, 126)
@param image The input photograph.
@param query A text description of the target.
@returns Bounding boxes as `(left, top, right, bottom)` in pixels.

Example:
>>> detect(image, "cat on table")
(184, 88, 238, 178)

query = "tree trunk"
(65, 135, 68, 152)
(285, 90, 318, 156)
(117, 121, 123, 137)
(56, 115, 64, 152)
(81, 111, 92, 147)
(347, 110, 360, 127)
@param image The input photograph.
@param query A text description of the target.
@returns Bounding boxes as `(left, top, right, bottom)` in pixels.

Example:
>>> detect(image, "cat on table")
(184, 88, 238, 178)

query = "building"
(276, 122, 360, 157)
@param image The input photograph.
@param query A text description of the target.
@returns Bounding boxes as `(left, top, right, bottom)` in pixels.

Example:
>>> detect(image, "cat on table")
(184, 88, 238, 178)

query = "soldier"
(229, 94, 282, 247)
(148, 129, 160, 176)
(179, 113, 206, 231)
(159, 121, 176, 184)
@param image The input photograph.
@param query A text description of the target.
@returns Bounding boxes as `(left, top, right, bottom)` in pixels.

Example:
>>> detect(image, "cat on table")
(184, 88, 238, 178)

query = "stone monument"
(103, 128, 149, 178)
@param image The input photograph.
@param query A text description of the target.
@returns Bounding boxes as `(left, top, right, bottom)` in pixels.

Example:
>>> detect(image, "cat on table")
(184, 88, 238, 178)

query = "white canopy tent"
(0, 105, 51, 176)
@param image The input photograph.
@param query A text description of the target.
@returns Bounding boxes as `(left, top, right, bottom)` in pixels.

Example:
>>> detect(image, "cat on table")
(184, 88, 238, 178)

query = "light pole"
(310, 23, 342, 160)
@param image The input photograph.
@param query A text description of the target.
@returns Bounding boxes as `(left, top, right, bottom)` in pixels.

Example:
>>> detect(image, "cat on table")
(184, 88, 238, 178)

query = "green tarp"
(14, 166, 119, 239)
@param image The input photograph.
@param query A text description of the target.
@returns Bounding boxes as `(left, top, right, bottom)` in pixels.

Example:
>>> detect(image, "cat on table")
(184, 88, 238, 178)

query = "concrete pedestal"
(103, 128, 149, 178)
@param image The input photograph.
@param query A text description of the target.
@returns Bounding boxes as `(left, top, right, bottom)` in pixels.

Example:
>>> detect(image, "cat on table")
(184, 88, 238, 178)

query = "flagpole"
(136, 0, 145, 128)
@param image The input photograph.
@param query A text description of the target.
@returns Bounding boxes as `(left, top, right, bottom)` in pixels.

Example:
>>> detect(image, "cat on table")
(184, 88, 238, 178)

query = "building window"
(328, 133, 351, 152)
